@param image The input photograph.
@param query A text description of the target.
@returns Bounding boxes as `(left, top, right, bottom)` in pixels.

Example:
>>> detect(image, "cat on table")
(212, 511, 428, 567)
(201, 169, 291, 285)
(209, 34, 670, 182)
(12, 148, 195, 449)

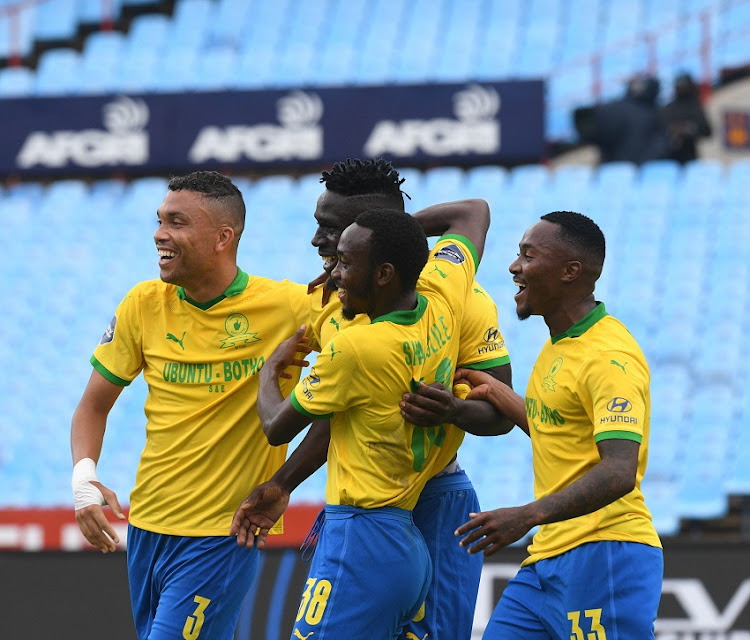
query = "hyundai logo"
(308, 367, 321, 388)
(607, 397, 632, 413)
(484, 327, 499, 343)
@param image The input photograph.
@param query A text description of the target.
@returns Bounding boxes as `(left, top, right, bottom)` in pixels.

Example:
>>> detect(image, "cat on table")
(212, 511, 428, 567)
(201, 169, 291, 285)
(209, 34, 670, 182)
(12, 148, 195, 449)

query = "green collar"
(177, 268, 249, 310)
(371, 293, 427, 325)
(550, 302, 607, 344)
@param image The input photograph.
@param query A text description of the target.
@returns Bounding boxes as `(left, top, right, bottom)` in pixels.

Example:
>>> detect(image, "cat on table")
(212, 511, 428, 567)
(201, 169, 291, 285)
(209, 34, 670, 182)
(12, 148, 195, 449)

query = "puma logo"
(610, 359, 627, 373)
(432, 265, 447, 278)
(405, 633, 428, 640)
(166, 331, 186, 350)
(329, 342, 342, 360)
(329, 317, 341, 332)
(293, 630, 314, 640)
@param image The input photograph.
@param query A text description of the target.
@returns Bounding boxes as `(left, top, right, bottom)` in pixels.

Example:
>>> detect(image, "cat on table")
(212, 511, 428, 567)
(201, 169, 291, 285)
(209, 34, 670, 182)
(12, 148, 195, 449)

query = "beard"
(340, 272, 375, 320)
(516, 306, 532, 321)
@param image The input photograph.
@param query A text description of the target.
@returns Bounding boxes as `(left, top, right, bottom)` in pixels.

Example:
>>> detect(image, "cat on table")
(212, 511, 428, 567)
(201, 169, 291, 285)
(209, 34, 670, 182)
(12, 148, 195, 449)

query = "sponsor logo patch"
(434, 243, 466, 265)
(99, 315, 117, 345)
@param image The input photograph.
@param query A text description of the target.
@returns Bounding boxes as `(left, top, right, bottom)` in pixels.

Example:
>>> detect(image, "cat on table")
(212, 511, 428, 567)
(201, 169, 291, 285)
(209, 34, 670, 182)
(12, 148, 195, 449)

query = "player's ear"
(561, 260, 582, 282)
(216, 226, 235, 252)
(375, 262, 396, 287)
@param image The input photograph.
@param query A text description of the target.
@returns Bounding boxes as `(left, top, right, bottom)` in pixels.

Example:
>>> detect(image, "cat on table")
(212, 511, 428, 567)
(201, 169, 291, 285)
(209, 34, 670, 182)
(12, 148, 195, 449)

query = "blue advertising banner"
(0, 81, 545, 176)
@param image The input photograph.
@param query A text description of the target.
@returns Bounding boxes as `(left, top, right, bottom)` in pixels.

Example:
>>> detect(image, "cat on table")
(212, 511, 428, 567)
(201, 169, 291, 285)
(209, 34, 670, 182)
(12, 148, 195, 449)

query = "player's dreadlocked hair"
(541, 210, 605, 275)
(320, 158, 408, 210)
(168, 171, 245, 236)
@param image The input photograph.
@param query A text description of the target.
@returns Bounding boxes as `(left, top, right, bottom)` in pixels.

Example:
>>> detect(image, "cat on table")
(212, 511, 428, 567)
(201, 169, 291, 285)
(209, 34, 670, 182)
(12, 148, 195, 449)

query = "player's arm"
(232, 420, 329, 549)
(456, 439, 639, 555)
(400, 366, 526, 436)
(70, 369, 127, 553)
(258, 326, 314, 446)
(412, 199, 490, 262)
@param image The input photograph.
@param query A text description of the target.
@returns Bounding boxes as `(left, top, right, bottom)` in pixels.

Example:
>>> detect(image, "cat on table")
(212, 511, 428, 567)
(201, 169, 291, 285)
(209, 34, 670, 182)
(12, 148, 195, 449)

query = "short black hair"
(354, 208, 429, 293)
(168, 171, 245, 236)
(321, 158, 406, 211)
(541, 210, 605, 271)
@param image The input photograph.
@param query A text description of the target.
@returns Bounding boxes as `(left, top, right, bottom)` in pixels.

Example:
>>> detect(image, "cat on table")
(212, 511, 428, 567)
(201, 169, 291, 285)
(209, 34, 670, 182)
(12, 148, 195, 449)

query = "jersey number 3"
(568, 609, 607, 640)
(296, 578, 332, 626)
(183, 595, 211, 640)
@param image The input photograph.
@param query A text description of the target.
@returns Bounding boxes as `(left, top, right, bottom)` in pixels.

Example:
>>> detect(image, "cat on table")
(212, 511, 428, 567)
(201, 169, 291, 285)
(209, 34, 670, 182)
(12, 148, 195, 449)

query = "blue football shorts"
(482, 540, 663, 640)
(127, 525, 260, 640)
(290, 504, 432, 640)
(401, 468, 483, 640)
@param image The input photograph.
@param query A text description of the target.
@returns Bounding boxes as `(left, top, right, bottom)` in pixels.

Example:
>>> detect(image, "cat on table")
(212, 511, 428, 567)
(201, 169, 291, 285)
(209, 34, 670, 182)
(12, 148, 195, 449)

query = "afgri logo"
(189, 91, 324, 163)
(363, 84, 501, 157)
(17, 96, 150, 169)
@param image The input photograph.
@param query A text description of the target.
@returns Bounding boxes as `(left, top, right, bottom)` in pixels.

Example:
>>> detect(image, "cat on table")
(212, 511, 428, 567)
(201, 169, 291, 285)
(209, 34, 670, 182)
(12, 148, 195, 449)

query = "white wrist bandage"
(72, 458, 105, 511)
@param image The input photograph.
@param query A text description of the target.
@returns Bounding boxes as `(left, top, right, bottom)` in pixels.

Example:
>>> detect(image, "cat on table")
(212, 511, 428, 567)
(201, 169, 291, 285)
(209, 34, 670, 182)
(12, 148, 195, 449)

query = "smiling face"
(331, 223, 376, 320)
(508, 220, 572, 320)
(311, 191, 361, 275)
(153, 189, 227, 290)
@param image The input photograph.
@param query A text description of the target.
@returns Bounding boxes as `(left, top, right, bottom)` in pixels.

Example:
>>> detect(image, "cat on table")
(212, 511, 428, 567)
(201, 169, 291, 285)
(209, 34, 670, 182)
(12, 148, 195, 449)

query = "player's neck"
(182, 264, 239, 303)
(543, 294, 597, 336)
(368, 290, 418, 321)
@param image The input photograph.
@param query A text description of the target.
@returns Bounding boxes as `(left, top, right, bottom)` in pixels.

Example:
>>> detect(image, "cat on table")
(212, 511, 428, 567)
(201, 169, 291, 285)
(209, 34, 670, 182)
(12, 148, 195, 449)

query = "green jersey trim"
(440, 233, 479, 273)
(550, 302, 608, 344)
(372, 293, 428, 325)
(177, 268, 249, 310)
(461, 354, 511, 370)
(90, 355, 131, 386)
(594, 430, 642, 444)
(290, 389, 334, 420)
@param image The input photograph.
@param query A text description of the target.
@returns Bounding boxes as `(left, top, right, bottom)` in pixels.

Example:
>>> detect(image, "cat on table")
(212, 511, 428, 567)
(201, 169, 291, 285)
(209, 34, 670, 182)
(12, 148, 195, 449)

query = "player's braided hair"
(168, 171, 245, 235)
(320, 158, 408, 209)
(541, 210, 605, 269)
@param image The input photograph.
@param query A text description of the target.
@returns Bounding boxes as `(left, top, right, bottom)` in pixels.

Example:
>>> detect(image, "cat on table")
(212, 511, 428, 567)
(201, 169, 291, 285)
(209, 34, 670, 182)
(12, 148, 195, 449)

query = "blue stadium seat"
(0, 66, 34, 97)
(34, 48, 81, 95)
(77, 0, 123, 24)
(126, 13, 172, 55)
(33, 0, 79, 42)
(191, 46, 239, 91)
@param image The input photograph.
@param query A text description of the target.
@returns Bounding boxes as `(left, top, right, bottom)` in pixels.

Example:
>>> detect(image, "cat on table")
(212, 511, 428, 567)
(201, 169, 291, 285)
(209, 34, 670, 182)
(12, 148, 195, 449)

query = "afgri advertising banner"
(0, 80, 545, 176)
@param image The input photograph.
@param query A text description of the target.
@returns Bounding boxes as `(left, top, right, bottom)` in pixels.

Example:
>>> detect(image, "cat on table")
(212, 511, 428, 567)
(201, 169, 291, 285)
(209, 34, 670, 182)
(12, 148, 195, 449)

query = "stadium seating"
(0, 0, 747, 140)
(1, 158, 746, 538)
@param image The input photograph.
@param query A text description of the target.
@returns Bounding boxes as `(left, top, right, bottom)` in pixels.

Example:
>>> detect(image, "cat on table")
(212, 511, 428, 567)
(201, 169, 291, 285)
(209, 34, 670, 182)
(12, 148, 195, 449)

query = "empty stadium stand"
(1, 0, 749, 139)
(1, 158, 748, 539)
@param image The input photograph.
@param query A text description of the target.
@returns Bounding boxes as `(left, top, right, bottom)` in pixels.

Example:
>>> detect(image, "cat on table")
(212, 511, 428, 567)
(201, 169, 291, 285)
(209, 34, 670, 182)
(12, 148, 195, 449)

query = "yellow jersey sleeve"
(580, 350, 650, 443)
(91, 284, 145, 385)
(456, 280, 511, 370)
(291, 332, 367, 419)
(418, 234, 478, 329)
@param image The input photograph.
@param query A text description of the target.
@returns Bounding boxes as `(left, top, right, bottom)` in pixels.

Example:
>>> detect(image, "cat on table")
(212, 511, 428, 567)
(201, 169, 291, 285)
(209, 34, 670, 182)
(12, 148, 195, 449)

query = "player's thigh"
(406, 485, 482, 640)
(538, 541, 663, 640)
(291, 513, 431, 640)
(482, 566, 552, 640)
(147, 536, 260, 640)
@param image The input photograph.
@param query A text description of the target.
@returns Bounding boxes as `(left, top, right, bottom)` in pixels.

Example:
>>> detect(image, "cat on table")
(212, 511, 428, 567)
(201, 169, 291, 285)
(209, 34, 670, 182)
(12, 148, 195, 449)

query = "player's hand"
(74, 481, 126, 553)
(265, 326, 312, 380)
(455, 506, 532, 556)
(231, 481, 290, 549)
(400, 382, 457, 426)
(453, 368, 498, 403)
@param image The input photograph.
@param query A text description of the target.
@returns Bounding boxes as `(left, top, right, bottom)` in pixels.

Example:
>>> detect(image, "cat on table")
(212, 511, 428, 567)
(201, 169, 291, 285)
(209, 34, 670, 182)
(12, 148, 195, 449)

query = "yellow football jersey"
(523, 303, 662, 566)
(91, 269, 310, 536)
(308, 280, 510, 371)
(292, 235, 479, 510)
